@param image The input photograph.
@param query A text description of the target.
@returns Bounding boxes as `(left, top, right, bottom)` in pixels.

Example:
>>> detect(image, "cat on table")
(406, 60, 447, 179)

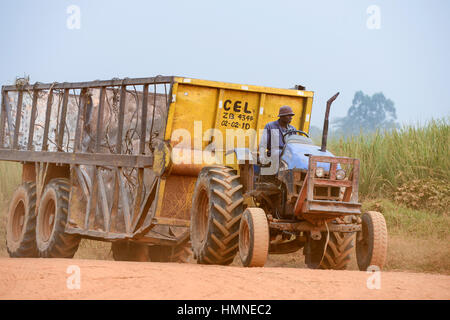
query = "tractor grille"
(313, 186, 341, 200)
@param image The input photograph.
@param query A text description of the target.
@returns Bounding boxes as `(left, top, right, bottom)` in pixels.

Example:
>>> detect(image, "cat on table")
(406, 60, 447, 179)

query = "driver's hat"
(278, 105, 295, 117)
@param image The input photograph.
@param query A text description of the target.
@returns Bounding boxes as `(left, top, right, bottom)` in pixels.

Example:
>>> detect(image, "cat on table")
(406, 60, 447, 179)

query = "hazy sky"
(1, 0, 449, 127)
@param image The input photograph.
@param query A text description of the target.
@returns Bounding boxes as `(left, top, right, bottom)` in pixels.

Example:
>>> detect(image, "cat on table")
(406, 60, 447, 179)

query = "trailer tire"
(239, 208, 269, 267)
(111, 241, 150, 262)
(36, 178, 81, 258)
(6, 182, 39, 257)
(191, 167, 244, 265)
(304, 231, 354, 270)
(356, 211, 388, 271)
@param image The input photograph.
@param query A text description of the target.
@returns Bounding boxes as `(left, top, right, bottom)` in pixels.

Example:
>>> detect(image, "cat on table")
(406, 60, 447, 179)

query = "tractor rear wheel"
(304, 231, 354, 270)
(239, 208, 269, 267)
(190, 167, 244, 265)
(36, 178, 81, 258)
(6, 182, 39, 257)
(356, 211, 388, 271)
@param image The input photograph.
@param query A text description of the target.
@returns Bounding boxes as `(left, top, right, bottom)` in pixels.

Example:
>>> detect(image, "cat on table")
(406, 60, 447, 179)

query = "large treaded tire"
(190, 167, 244, 265)
(304, 231, 354, 270)
(6, 182, 39, 257)
(111, 241, 150, 262)
(36, 178, 81, 258)
(356, 211, 388, 271)
(239, 208, 269, 267)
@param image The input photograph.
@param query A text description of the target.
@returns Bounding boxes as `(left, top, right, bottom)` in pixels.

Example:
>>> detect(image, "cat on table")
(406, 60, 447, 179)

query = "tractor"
(190, 92, 388, 270)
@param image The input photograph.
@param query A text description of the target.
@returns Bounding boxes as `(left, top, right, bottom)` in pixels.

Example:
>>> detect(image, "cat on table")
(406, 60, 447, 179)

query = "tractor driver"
(259, 105, 296, 164)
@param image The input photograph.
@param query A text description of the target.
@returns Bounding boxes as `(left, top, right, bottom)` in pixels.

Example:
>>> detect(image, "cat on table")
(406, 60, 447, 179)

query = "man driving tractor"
(259, 105, 297, 165)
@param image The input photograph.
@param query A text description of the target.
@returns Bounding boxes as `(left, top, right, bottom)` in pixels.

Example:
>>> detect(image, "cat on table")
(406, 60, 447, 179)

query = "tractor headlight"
(315, 167, 325, 178)
(336, 169, 346, 180)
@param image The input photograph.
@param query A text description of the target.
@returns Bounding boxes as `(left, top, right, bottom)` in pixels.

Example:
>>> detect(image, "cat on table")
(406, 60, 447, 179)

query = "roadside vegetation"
(0, 119, 448, 273)
(329, 118, 449, 208)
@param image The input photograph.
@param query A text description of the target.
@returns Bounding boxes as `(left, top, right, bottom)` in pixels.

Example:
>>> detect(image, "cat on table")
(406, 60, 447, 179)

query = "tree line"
(310, 91, 399, 140)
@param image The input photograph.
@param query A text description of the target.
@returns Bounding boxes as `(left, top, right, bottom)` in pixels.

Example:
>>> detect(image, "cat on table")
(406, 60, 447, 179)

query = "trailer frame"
(1, 76, 179, 244)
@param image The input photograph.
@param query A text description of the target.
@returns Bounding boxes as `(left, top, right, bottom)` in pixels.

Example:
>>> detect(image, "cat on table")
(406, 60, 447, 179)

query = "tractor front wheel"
(239, 208, 269, 267)
(356, 211, 388, 271)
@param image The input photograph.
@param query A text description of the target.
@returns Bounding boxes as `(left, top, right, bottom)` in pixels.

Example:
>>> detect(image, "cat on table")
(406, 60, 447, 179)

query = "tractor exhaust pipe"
(320, 92, 340, 152)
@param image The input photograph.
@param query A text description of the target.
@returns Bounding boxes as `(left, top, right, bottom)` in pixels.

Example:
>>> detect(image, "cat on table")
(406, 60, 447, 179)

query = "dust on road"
(0, 257, 448, 299)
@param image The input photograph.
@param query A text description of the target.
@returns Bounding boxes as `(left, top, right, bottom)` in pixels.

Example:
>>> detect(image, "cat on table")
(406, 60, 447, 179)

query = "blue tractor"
(234, 93, 388, 270)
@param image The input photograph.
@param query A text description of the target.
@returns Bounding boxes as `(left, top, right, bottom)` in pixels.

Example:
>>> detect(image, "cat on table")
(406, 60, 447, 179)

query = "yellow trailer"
(154, 76, 314, 230)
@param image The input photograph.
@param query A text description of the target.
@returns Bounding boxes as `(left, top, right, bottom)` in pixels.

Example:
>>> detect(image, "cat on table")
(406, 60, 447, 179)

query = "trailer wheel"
(191, 167, 244, 265)
(304, 231, 354, 270)
(239, 208, 269, 267)
(36, 178, 81, 258)
(111, 241, 150, 262)
(356, 211, 388, 271)
(6, 182, 39, 257)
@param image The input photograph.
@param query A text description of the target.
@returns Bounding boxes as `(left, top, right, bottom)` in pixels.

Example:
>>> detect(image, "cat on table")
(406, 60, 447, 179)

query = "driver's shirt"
(259, 119, 296, 156)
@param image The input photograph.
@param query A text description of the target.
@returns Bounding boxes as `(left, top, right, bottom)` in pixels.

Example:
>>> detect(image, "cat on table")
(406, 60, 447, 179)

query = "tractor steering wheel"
(282, 129, 310, 139)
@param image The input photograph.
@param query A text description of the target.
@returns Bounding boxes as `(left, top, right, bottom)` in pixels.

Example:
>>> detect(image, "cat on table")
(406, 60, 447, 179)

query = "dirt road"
(0, 257, 448, 299)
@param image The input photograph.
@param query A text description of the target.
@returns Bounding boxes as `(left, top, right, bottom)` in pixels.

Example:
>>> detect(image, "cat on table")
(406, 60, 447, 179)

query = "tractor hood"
(281, 141, 337, 171)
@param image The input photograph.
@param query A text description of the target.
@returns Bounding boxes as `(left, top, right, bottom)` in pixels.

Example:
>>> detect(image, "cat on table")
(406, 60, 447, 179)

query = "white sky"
(1, 0, 449, 127)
